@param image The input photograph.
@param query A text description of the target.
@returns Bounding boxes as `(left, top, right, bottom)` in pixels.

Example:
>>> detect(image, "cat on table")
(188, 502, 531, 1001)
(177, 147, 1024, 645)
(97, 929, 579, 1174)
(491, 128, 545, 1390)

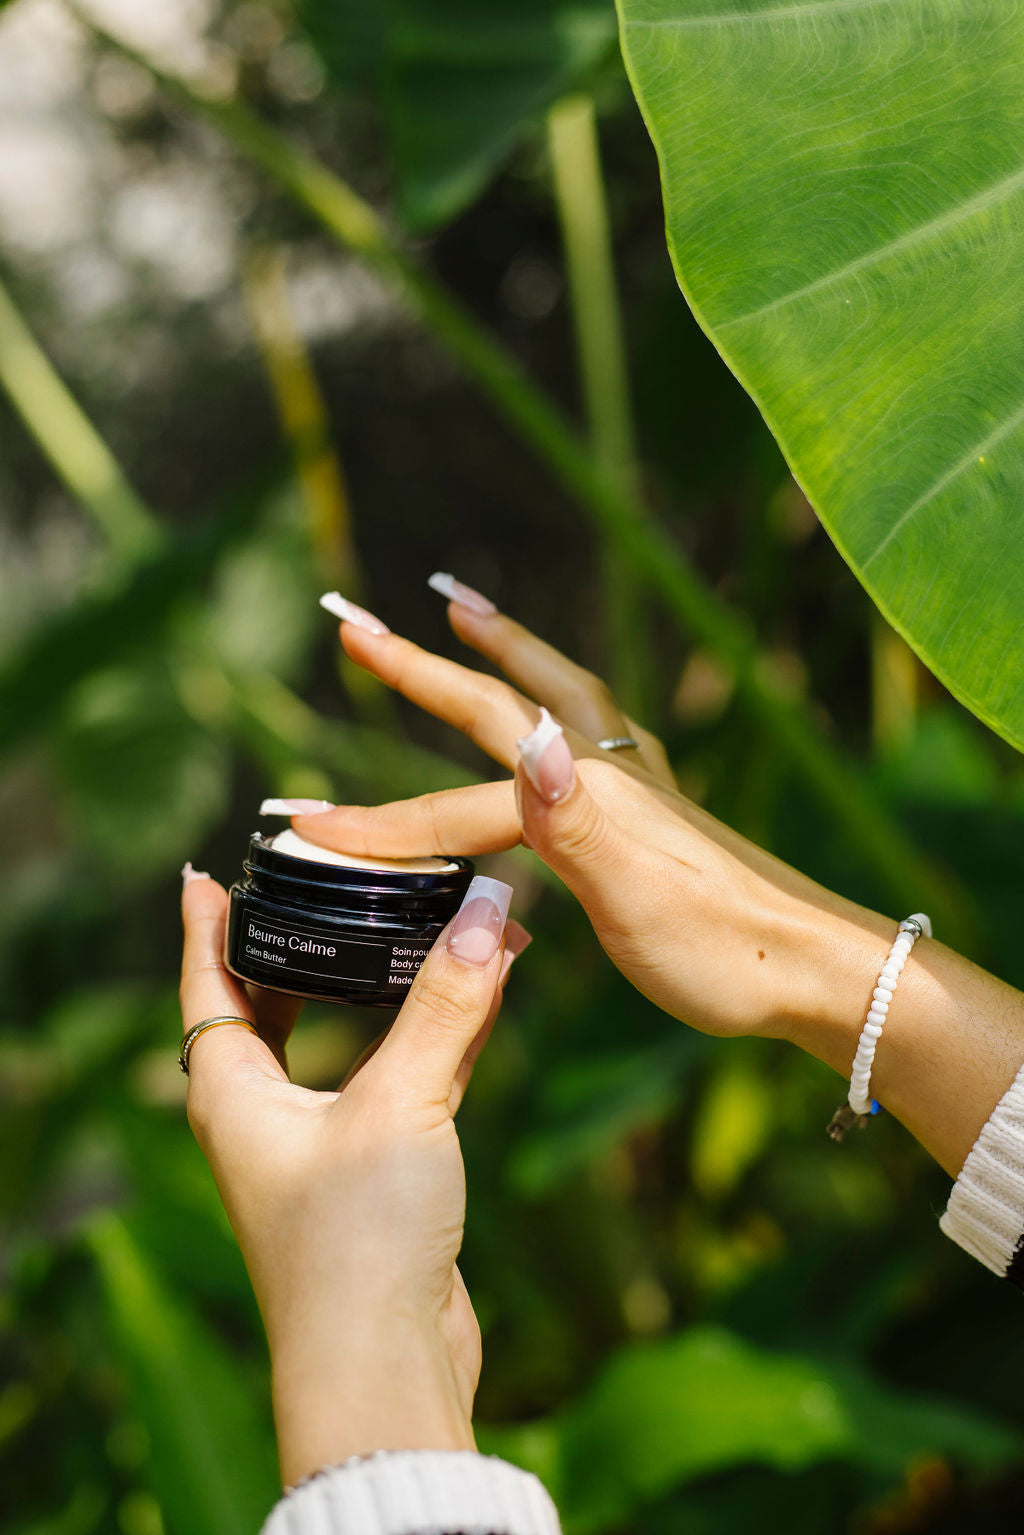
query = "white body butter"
(271, 828, 457, 875)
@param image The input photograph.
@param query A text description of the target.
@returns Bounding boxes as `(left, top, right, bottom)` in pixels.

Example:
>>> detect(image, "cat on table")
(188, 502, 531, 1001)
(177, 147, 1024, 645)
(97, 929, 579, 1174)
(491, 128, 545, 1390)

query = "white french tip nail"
(516, 706, 563, 775)
(318, 592, 390, 634)
(462, 874, 514, 915)
(427, 571, 497, 617)
(259, 798, 335, 816)
(181, 862, 211, 884)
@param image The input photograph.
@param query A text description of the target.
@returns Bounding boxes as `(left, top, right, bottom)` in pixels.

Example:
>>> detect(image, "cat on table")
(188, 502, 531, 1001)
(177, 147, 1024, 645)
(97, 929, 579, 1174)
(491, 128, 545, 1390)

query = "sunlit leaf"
(691, 1060, 771, 1199)
(86, 1215, 278, 1535)
(619, 0, 1024, 750)
(482, 1326, 1019, 1533)
(200, 484, 319, 680)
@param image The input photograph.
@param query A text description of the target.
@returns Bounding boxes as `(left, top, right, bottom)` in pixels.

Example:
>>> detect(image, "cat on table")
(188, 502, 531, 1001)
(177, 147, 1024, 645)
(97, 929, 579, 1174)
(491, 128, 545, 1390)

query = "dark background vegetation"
(3, 2, 1024, 1532)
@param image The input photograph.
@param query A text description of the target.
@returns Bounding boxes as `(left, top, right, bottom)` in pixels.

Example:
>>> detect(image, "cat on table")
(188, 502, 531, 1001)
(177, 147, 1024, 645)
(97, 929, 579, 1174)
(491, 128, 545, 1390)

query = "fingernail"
(499, 919, 533, 985)
(181, 862, 211, 885)
(427, 571, 497, 618)
(259, 797, 336, 816)
(505, 919, 533, 959)
(447, 875, 513, 967)
(319, 592, 390, 635)
(516, 706, 575, 805)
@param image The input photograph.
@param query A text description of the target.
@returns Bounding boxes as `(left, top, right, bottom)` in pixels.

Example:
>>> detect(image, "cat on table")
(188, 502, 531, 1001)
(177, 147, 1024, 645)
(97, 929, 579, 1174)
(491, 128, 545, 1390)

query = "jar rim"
(242, 832, 474, 896)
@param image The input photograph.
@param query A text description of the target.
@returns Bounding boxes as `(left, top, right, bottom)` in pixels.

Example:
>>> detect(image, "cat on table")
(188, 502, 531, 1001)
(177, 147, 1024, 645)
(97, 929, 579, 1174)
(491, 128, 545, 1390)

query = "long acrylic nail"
(446, 875, 513, 966)
(516, 706, 575, 805)
(427, 571, 497, 618)
(499, 919, 533, 985)
(504, 918, 533, 959)
(181, 862, 211, 885)
(319, 592, 390, 634)
(260, 798, 336, 816)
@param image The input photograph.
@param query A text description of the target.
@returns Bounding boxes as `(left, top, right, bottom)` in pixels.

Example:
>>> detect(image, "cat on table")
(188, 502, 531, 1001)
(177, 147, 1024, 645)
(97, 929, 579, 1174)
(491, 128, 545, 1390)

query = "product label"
(238, 911, 430, 991)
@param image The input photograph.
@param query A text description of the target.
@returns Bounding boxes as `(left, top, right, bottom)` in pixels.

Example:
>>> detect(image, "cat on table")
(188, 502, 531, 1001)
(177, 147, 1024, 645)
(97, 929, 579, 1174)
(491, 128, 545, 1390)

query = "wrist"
(776, 896, 1024, 1176)
(778, 897, 896, 1070)
(271, 1321, 475, 1487)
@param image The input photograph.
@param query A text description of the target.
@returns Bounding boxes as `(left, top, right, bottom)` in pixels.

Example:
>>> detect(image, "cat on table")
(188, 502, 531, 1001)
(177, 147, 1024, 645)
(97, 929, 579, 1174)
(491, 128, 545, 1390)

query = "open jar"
(225, 830, 474, 1007)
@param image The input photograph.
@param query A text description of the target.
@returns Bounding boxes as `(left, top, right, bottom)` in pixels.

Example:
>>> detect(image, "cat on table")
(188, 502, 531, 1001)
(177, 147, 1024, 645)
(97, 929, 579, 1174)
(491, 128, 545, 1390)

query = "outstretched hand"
(293, 590, 896, 1043)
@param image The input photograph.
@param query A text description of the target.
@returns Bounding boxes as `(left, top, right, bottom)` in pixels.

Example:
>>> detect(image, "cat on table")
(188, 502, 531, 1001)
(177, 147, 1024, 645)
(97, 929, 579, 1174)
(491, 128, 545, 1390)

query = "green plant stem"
(240, 243, 395, 727)
(8, 32, 973, 940)
(546, 94, 647, 716)
(0, 271, 161, 564)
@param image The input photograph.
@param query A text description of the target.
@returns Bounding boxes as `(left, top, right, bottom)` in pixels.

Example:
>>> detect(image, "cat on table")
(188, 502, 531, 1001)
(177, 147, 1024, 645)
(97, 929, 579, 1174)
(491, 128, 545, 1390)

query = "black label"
(238, 912, 431, 991)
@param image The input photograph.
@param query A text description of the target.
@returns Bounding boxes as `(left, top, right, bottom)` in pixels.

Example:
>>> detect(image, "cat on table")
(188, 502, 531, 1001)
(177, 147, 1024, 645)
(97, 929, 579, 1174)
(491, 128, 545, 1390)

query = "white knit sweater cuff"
(260, 1450, 562, 1535)
(940, 1059, 1024, 1282)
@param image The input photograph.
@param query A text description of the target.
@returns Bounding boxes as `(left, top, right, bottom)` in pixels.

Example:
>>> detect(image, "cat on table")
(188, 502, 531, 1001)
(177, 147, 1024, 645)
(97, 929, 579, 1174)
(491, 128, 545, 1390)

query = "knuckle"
(458, 675, 506, 740)
(556, 800, 617, 865)
(422, 790, 447, 850)
(583, 671, 617, 709)
(412, 966, 480, 1033)
(577, 756, 626, 795)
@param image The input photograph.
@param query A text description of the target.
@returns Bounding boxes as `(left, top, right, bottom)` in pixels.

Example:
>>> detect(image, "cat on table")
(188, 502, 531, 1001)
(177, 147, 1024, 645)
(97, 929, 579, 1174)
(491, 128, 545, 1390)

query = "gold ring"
(179, 1016, 258, 1074)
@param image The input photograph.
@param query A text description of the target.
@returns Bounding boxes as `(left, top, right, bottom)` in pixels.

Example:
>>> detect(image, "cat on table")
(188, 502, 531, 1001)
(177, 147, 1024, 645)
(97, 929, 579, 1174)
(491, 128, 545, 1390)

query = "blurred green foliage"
(2, 3, 1024, 1534)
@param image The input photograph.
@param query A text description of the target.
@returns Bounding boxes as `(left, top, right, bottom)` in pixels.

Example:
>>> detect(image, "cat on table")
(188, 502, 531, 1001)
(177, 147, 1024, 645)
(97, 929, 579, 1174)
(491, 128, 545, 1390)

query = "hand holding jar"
(178, 863, 525, 1487)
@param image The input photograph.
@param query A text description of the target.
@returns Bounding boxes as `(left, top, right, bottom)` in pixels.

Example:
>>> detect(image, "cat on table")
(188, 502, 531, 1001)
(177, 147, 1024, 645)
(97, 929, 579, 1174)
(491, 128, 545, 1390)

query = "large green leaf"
(618, 0, 1024, 751)
(300, 0, 616, 228)
(87, 1215, 279, 1535)
(482, 1325, 1019, 1533)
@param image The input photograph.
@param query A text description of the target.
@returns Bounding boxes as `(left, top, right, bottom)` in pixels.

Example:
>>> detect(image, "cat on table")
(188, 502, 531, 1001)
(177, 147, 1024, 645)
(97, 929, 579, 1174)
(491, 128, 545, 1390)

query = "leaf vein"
(721, 161, 1024, 329)
(863, 399, 1024, 568)
(628, 0, 906, 32)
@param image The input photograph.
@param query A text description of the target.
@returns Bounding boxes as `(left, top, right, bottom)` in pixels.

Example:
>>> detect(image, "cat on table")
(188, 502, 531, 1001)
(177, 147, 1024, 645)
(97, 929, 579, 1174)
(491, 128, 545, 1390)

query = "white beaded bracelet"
(827, 912, 932, 1142)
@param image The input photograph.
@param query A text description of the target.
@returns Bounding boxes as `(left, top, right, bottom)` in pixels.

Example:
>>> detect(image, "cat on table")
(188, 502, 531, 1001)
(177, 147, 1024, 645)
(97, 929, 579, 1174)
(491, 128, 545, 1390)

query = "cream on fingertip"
(516, 707, 575, 805)
(259, 797, 336, 816)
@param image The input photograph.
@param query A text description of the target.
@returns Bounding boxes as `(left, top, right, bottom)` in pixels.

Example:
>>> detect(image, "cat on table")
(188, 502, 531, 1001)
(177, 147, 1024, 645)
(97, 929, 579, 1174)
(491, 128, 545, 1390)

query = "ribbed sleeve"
(260, 1450, 562, 1535)
(940, 1061, 1024, 1285)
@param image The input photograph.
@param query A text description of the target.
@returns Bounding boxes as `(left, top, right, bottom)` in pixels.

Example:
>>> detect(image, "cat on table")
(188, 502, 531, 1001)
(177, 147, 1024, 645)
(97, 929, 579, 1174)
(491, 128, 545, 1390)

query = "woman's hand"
(295, 588, 895, 1046)
(287, 585, 1024, 1179)
(179, 866, 523, 1486)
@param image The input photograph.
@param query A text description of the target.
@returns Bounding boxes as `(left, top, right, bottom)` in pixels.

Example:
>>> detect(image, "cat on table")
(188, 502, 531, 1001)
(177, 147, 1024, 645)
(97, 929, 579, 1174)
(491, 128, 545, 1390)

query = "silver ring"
(179, 1015, 258, 1075)
(596, 736, 640, 752)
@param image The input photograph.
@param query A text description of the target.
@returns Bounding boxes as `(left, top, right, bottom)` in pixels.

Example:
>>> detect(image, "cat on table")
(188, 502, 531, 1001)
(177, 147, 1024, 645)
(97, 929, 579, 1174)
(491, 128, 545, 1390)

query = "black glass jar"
(225, 832, 474, 1006)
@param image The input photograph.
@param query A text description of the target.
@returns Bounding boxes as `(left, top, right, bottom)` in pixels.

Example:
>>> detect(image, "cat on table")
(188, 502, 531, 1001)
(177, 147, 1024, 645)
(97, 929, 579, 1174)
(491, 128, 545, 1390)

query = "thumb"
(515, 707, 637, 918)
(371, 875, 513, 1103)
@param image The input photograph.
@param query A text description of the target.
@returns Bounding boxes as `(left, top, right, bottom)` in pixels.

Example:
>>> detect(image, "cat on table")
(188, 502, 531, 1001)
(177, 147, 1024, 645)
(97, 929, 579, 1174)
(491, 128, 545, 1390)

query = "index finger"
(327, 598, 651, 782)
